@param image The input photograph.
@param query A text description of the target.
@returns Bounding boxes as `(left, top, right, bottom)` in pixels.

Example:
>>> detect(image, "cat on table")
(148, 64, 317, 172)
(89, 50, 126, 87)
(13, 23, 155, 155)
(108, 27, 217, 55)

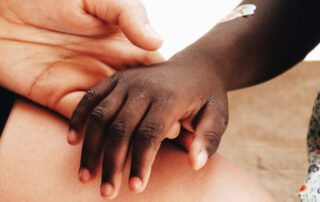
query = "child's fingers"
(85, 0, 163, 51)
(100, 92, 150, 199)
(68, 76, 118, 144)
(174, 128, 195, 152)
(129, 103, 177, 193)
(189, 105, 228, 170)
(79, 88, 126, 183)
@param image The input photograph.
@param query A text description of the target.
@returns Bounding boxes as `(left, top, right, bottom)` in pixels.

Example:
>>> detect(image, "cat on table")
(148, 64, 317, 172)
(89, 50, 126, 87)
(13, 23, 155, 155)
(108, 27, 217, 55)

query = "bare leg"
(0, 100, 275, 202)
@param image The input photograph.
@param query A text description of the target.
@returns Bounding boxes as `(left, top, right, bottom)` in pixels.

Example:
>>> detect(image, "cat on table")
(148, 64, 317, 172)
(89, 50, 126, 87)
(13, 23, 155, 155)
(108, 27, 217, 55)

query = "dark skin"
(69, 0, 320, 199)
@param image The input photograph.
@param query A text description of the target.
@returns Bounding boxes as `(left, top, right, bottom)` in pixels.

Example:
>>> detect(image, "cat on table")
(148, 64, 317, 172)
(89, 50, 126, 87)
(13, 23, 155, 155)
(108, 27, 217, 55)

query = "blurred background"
(141, 1, 320, 201)
(141, 0, 320, 61)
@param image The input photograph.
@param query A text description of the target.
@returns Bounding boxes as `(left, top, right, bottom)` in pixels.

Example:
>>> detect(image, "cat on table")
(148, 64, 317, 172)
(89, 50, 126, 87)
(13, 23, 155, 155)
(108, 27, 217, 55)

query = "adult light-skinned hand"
(1, 0, 163, 50)
(0, 1, 190, 199)
(0, 0, 163, 118)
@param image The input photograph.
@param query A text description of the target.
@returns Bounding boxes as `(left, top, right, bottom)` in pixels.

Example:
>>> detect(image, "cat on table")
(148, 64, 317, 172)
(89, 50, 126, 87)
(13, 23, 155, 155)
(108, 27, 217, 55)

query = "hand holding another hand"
(70, 58, 229, 199)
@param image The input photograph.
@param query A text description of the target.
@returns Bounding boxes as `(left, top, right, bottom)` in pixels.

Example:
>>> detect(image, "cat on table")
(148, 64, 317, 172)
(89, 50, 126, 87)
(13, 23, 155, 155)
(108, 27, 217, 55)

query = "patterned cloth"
(299, 90, 320, 201)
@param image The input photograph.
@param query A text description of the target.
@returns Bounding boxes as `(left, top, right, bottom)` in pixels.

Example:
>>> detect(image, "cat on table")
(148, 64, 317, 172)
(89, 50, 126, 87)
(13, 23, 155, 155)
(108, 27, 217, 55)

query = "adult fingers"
(85, 0, 163, 50)
(68, 76, 118, 144)
(78, 87, 126, 183)
(100, 91, 150, 199)
(189, 104, 228, 170)
(129, 103, 177, 193)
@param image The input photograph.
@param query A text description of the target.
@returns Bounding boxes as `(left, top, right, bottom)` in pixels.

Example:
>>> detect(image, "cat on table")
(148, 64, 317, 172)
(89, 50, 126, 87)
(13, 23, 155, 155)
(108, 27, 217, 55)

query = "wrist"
(168, 39, 246, 91)
(167, 48, 228, 92)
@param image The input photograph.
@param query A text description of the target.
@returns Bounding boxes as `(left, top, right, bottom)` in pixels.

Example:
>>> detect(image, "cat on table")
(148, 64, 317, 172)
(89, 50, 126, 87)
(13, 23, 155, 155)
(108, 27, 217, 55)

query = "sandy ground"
(219, 61, 320, 201)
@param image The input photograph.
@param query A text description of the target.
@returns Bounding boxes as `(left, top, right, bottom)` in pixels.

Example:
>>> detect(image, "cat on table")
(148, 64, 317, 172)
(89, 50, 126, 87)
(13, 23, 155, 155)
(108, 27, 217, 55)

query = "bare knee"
(0, 100, 274, 202)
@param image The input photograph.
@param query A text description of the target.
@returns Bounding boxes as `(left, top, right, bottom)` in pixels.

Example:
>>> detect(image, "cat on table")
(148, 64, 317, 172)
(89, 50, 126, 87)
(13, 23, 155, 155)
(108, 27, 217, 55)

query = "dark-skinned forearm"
(170, 0, 320, 91)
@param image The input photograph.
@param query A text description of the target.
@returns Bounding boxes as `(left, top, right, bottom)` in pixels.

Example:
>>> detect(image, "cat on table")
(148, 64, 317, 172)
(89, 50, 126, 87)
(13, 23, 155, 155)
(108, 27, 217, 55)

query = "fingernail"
(144, 23, 162, 40)
(129, 177, 143, 192)
(78, 168, 91, 183)
(67, 129, 78, 144)
(101, 183, 114, 198)
(195, 149, 208, 170)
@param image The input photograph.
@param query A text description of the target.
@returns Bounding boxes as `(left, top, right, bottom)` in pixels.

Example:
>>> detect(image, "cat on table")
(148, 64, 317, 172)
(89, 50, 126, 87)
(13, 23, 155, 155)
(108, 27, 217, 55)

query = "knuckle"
(109, 121, 130, 139)
(137, 121, 164, 141)
(90, 106, 108, 122)
(83, 88, 96, 101)
(202, 130, 221, 139)
(202, 131, 221, 154)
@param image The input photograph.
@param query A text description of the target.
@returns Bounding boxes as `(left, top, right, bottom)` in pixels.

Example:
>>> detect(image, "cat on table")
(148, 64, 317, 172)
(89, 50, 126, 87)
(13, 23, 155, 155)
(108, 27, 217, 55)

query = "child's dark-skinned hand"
(68, 58, 229, 199)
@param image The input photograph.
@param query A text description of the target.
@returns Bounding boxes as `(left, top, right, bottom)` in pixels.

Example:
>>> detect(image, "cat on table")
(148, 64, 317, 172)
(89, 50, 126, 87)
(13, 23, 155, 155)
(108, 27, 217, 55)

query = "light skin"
(0, 0, 163, 50)
(69, 0, 320, 199)
(0, 0, 188, 199)
(0, 0, 164, 118)
(0, 45, 274, 200)
(2, 0, 318, 200)
(0, 99, 275, 202)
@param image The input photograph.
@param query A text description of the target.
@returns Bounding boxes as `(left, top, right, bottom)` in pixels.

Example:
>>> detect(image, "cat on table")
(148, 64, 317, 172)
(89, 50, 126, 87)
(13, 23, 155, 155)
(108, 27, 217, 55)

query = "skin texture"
(0, 0, 163, 50)
(0, 1, 194, 197)
(70, 0, 320, 198)
(0, 0, 164, 118)
(2, 0, 319, 199)
(0, 99, 275, 202)
(69, 61, 229, 197)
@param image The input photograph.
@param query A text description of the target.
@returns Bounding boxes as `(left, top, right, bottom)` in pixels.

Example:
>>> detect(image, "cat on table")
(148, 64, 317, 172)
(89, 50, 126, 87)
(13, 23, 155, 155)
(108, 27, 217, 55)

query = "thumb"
(84, 0, 163, 51)
(189, 107, 228, 170)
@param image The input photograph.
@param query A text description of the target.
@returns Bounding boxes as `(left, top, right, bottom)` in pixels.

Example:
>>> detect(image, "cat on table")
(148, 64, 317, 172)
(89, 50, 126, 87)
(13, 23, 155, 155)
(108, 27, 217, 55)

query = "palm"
(0, 0, 163, 118)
